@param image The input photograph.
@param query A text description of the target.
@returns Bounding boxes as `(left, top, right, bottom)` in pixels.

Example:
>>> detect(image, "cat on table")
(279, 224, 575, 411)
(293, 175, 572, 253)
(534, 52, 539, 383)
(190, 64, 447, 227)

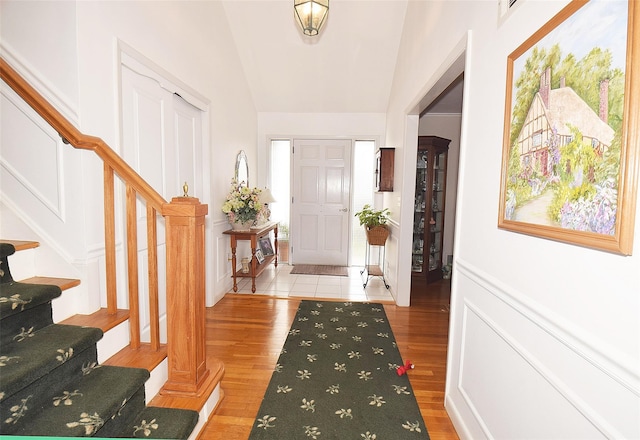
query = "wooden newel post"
(160, 196, 210, 396)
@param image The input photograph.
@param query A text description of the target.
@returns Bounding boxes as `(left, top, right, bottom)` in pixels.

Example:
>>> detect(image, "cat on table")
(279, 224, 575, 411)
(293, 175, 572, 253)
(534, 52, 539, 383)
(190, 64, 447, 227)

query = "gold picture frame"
(498, 0, 639, 255)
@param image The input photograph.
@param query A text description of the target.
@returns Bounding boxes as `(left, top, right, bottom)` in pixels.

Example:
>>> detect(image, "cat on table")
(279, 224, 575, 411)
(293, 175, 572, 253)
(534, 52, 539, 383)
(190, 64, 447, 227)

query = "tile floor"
(230, 264, 394, 302)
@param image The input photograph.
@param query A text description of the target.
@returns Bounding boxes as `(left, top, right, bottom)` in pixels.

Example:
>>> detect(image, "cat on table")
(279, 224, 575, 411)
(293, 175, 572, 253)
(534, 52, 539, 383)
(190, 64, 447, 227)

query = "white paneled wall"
(447, 262, 640, 439)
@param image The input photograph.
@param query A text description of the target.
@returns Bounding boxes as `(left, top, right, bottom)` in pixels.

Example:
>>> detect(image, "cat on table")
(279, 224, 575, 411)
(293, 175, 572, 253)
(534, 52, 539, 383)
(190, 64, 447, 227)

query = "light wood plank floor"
(198, 280, 459, 440)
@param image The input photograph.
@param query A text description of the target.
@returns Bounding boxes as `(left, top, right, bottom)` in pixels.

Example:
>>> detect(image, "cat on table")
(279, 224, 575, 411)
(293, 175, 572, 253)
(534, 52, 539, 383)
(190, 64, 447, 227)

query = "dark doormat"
(290, 265, 349, 276)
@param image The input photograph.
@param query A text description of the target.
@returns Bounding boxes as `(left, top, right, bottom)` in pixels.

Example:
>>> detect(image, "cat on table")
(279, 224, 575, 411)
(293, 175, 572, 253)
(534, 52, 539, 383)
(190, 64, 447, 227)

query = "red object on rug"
(396, 360, 414, 376)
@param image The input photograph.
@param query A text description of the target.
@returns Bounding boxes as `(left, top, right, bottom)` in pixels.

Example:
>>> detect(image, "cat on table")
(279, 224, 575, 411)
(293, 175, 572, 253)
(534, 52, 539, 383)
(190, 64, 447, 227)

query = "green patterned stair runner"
(0, 242, 198, 438)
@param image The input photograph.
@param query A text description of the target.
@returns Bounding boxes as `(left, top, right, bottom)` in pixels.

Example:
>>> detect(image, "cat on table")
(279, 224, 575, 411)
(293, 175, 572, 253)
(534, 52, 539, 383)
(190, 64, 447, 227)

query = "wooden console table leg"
(231, 237, 238, 292)
(274, 225, 278, 267)
(250, 236, 257, 293)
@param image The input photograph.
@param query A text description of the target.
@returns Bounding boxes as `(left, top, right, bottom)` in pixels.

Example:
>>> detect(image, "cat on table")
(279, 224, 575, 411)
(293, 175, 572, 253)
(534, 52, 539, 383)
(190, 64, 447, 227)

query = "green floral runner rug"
(248, 300, 430, 439)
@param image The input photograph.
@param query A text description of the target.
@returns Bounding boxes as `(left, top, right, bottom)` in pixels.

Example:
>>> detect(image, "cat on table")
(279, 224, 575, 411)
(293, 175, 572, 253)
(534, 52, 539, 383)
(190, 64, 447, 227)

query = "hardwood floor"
(198, 280, 459, 440)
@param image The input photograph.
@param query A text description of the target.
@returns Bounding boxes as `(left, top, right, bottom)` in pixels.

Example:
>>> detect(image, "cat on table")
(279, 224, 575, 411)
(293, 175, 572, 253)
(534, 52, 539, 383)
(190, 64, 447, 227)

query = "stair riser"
(94, 386, 146, 437)
(0, 302, 53, 347)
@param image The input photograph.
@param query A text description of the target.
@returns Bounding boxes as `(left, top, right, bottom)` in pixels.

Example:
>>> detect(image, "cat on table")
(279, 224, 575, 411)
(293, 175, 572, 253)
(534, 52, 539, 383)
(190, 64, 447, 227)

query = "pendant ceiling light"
(294, 0, 329, 36)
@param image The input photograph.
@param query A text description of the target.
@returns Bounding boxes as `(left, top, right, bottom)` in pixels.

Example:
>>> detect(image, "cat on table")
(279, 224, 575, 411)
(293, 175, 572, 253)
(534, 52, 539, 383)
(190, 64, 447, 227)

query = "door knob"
(340, 208, 348, 212)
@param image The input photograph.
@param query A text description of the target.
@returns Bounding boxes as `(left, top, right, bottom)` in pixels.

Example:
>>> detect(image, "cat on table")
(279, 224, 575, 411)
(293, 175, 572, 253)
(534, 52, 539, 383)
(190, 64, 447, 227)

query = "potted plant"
(355, 204, 391, 245)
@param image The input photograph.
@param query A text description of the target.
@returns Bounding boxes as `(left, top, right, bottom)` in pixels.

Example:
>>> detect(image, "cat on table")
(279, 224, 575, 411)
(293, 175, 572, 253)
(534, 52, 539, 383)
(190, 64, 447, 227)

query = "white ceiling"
(221, 0, 409, 113)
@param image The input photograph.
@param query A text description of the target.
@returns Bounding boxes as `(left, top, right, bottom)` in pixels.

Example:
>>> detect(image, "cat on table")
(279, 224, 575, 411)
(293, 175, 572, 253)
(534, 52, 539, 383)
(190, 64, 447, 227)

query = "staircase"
(0, 241, 199, 438)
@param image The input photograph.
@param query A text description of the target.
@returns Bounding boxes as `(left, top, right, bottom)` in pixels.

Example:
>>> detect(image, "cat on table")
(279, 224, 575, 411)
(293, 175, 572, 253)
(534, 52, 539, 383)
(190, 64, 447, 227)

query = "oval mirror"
(235, 150, 249, 187)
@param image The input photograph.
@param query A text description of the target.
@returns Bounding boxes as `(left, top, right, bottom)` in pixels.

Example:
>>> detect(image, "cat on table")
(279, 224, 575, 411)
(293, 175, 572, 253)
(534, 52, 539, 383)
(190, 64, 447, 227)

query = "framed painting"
(498, 0, 639, 255)
(259, 238, 274, 256)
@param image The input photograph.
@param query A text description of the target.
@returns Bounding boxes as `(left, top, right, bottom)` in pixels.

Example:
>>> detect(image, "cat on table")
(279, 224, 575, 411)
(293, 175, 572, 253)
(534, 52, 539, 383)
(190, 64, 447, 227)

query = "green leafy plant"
(354, 204, 390, 229)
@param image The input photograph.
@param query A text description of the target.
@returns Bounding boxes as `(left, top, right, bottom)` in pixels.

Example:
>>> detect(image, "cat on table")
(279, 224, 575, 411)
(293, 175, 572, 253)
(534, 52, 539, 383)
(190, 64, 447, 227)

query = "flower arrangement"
(221, 179, 264, 225)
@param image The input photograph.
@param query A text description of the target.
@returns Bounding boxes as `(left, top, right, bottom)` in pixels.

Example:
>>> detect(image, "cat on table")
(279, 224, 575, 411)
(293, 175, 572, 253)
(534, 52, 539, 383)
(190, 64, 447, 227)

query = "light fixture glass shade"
(294, 0, 329, 36)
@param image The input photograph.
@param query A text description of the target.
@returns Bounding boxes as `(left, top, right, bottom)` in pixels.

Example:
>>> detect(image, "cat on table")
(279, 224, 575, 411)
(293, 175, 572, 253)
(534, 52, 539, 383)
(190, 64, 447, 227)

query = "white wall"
(387, 1, 640, 438)
(1, 1, 257, 310)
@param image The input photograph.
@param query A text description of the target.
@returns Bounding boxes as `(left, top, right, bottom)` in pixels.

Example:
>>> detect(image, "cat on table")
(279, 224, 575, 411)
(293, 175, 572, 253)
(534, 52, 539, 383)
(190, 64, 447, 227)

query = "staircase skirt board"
(0, 241, 199, 438)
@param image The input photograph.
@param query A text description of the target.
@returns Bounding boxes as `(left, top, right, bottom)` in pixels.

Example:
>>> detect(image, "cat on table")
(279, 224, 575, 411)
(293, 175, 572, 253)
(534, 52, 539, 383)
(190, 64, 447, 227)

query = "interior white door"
(291, 139, 351, 265)
(121, 63, 203, 342)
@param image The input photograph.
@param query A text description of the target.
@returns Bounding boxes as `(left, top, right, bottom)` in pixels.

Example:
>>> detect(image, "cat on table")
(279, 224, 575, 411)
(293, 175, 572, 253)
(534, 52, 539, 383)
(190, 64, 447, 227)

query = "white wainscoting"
(446, 259, 640, 439)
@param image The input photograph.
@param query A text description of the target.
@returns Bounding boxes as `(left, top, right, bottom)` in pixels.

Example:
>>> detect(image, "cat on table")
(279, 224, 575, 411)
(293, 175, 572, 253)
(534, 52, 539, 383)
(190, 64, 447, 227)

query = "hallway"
(203, 280, 457, 440)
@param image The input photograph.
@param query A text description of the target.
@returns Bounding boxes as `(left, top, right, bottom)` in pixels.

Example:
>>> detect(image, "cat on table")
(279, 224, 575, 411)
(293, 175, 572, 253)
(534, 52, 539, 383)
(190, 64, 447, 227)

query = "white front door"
(291, 139, 351, 265)
(121, 62, 204, 342)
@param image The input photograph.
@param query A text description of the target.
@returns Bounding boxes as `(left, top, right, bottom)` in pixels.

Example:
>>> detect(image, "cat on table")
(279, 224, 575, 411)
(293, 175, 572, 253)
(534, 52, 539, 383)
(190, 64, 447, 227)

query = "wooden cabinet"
(375, 148, 394, 192)
(412, 136, 450, 284)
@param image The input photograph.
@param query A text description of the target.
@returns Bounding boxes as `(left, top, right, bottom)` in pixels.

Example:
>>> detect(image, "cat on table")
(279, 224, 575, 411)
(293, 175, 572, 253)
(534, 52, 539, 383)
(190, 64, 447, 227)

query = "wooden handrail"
(0, 58, 166, 212)
(1, 57, 213, 396)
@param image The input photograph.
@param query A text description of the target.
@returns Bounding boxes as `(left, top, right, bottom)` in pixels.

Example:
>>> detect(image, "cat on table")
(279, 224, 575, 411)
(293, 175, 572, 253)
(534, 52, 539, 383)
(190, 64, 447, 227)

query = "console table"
(223, 222, 278, 293)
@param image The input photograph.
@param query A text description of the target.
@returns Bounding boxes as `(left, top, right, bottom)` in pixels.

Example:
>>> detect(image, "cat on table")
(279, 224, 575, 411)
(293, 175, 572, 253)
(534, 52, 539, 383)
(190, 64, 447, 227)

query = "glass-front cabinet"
(412, 136, 450, 284)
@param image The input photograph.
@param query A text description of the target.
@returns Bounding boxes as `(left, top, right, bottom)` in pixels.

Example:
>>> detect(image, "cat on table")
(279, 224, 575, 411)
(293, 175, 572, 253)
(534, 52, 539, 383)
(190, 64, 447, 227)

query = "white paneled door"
(291, 139, 351, 265)
(121, 62, 203, 343)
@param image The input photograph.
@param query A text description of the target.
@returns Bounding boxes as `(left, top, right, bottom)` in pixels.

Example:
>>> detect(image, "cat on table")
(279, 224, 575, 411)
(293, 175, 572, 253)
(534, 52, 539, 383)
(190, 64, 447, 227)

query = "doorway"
(268, 139, 376, 267)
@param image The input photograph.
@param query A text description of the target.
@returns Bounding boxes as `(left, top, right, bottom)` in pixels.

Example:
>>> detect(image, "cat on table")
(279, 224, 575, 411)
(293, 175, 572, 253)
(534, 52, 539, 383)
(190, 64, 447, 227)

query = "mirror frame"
(235, 150, 249, 187)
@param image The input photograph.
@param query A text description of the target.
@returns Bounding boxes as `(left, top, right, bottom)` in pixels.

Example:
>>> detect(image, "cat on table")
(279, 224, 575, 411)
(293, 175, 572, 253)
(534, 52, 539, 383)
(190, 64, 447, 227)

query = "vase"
(230, 219, 254, 231)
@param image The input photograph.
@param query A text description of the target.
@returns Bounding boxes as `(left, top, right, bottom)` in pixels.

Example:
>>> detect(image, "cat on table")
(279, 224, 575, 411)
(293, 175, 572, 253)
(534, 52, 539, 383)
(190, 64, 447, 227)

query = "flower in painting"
(221, 179, 264, 224)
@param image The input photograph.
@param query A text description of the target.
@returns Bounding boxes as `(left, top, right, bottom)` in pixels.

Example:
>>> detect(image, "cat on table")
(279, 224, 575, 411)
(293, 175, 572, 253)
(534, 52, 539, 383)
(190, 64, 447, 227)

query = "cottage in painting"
(515, 66, 614, 187)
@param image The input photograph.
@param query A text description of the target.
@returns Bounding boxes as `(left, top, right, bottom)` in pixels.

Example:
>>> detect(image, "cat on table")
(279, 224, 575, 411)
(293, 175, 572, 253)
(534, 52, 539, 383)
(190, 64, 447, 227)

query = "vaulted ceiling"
(221, 0, 408, 114)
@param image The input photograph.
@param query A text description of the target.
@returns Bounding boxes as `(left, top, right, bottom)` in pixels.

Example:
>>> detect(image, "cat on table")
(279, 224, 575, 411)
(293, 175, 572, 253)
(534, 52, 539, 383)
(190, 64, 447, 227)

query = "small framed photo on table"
(255, 249, 265, 264)
(258, 238, 274, 256)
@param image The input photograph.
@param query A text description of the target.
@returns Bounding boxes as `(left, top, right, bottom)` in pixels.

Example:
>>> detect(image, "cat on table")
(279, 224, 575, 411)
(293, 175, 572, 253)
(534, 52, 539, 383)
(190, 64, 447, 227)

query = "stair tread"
(20, 276, 81, 291)
(0, 281, 62, 319)
(14, 365, 150, 436)
(0, 324, 103, 401)
(114, 406, 199, 439)
(61, 308, 129, 333)
(0, 240, 39, 251)
(103, 343, 167, 371)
